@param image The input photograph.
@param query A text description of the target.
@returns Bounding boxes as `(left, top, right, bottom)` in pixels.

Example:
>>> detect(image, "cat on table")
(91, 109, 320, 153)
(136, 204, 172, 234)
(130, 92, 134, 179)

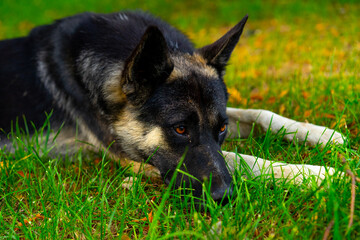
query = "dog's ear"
(121, 26, 174, 105)
(197, 15, 248, 76)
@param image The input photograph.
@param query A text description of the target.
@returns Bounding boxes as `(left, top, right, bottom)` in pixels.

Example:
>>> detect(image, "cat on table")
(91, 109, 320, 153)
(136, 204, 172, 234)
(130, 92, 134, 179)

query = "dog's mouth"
(162, 168, 233, 205)
(165, 181, 233, 211)
(149, 141, 233, 202)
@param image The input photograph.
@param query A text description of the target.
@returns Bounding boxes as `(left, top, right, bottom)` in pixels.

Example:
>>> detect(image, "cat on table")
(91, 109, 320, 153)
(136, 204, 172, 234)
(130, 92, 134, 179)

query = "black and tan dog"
(0, 11, 344, 201)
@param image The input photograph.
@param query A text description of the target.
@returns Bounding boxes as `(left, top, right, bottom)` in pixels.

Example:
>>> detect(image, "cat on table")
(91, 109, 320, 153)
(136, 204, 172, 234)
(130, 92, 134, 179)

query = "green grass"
(1, 119, 358, 239)
(1, 0, 359, 239)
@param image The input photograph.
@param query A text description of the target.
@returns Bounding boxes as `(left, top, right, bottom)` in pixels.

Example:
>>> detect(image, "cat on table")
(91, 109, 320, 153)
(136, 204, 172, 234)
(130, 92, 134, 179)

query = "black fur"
(0, 11, 194, 132)
(122, 26, 174, 106)
(0, 11, 248, 201)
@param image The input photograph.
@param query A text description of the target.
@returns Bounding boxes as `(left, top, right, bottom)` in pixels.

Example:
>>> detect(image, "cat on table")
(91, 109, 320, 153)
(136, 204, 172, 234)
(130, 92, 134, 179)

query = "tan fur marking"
(119, 158, 161, 180)
(167, 53, 218, 83)
(103, 74, 127, 103)
(113, 107, 167, 161)
(167, 68, 182, 82)
(143, 127, 165, 149)
(192, 53, 208, 66)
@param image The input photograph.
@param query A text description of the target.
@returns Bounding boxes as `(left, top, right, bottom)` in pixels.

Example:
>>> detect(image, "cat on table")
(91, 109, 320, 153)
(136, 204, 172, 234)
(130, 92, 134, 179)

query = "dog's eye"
(175, 126, 186, 135)
(220, 123, 227, 133)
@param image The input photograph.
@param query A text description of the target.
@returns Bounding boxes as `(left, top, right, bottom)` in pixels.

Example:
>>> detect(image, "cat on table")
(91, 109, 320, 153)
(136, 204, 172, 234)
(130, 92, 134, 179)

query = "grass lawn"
(0, 0, 359, 239)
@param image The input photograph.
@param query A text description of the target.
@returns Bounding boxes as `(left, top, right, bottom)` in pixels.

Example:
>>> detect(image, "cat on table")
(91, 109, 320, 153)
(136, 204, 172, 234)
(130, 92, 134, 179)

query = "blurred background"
(0, 0, 359, 139)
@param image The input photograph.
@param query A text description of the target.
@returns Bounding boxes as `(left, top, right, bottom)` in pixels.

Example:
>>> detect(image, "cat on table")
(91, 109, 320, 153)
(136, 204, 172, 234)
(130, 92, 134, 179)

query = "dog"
(0, 11, 345, 201)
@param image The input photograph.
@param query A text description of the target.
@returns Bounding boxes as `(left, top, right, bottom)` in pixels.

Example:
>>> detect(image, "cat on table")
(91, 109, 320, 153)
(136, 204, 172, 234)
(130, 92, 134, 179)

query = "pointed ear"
(197, 15, 248, 76)
(121, 26, 174, 105)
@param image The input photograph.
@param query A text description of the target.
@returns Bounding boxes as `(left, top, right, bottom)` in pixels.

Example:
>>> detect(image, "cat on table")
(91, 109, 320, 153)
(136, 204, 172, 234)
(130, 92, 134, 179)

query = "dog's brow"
(163, 108, 198, 125)
(168, 54, 218, 81)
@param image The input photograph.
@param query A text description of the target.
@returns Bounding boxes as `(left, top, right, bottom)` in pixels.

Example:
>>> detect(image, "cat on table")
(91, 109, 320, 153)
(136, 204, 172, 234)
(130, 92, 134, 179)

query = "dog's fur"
(0, 11, 344, 201)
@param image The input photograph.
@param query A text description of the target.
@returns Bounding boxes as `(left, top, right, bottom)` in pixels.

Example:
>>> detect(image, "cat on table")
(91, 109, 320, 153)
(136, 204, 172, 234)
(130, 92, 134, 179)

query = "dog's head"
(114, 16, 248, 201)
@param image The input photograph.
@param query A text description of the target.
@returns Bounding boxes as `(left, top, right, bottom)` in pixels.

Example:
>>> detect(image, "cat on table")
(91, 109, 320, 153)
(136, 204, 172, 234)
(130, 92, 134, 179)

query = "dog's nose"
(211, 184, 233, 204)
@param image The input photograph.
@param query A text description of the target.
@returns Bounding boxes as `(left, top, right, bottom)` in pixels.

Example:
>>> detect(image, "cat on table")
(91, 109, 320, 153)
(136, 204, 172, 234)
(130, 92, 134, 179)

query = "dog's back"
(0, 36, 51, 133)
(0, 11, 194, 135)
(0, 11, 250, 200)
